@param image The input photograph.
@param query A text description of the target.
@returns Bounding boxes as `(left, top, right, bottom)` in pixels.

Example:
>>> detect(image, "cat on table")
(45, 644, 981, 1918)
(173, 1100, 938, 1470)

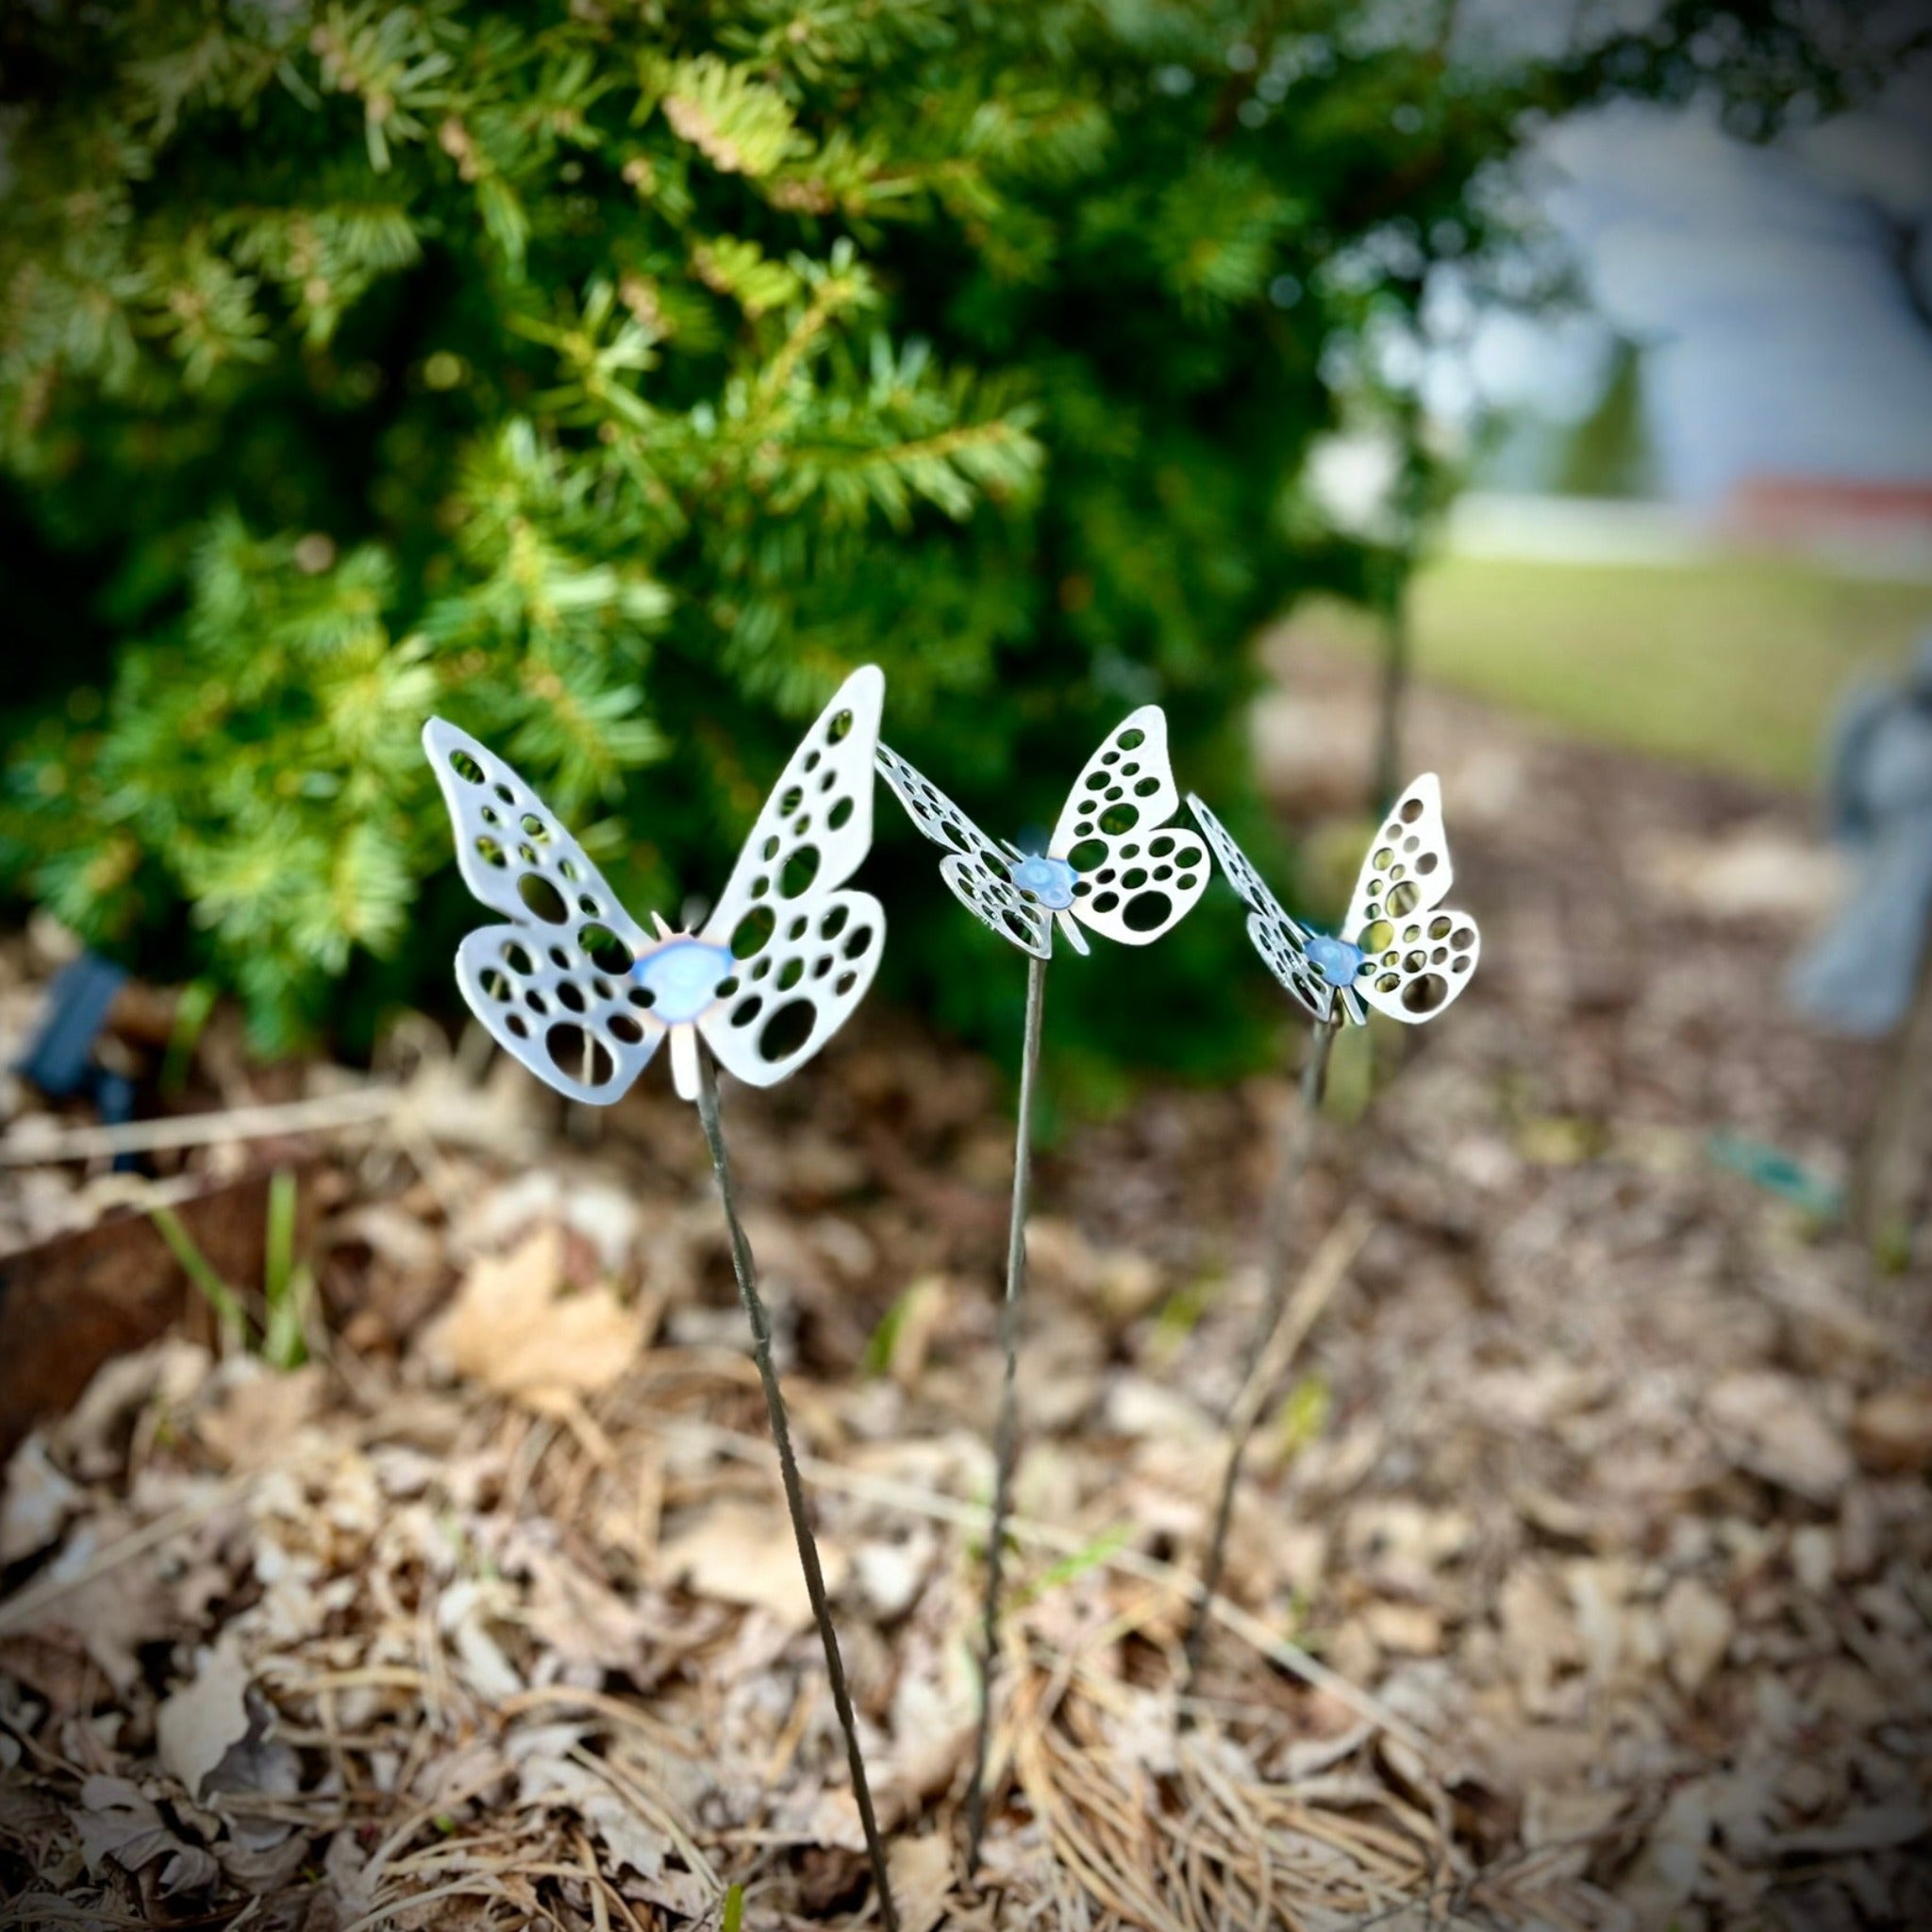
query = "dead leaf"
(420, 1223, 644, 1402)
(889, 1831, 958, 1932)
(157, 1638, 252, 1798)
(1026, 1216, 1162, 1318)
(1512, 1486, 1599, 1549)
(507, 1723, 674, 1884)
(516, 1537, 658, 1674)
(36, 1515, 179, 1692)
(195, 1361, 326, 1471)
(1777, 1803, 1929, 1856)
(1523, 1783, 1627, 1852)
(461, 1167, 649, 1275)
(1104, 1375, 1215, 1445)
(440, 1577, 524, 1700)
(0, 1631, 101, 1714)
(1345, 1499, 1474, 1573)
(1363, 1602, 1443, 1656)
(1790, 1524, 1835, 1594)
(330, 1199, 442, 1275)
(1706, 1373, 1853, 1503)
(1850, 1381, 1932, 1474)
(659, 1501, 846, 1632)
(1623, 1778, 1710, 1913)
(394, 1042, 546, 1158)
(0, 1435, 80, 1564)
(889, 1638, 976, 1803)
(54, 1340, 211, 1480)
(1565, 1558, 1636, 1688)
(853, 1528, 936, 1624)
(75, 1774, 219, 1895)
(1498, 1564, 1577, 1715)
(1659, 1577, 1732, 1695)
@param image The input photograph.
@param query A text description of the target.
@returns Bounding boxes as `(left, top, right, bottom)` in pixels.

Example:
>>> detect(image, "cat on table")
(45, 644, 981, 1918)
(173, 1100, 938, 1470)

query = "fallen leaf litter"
(1, 645, 1928, 1928)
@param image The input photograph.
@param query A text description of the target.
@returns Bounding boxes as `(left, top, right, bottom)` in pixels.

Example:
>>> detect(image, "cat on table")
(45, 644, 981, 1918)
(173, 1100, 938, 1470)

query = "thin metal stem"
(1180, 1017, 1336, 1705)
(1850, 927, 1932, 1259)
(964, 949, 1048, 1874)
(692, 1047, 899, 1932)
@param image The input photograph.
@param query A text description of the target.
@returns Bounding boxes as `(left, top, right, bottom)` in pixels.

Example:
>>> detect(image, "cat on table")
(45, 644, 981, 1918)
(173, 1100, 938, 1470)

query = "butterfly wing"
(425, 719, 662, 1103)
(876, 742, 1052, 958)
(939, 853, 1053, 958)
(1050, 706, 1209, 947)
(1341, 772, 1480, 1024)
(697, 666, 889, 1086)
(1187, 794, 1333, 1023)
(455, 924, 665, 1104)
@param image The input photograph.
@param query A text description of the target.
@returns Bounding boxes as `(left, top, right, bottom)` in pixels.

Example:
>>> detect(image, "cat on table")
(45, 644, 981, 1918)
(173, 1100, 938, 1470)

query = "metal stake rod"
(694, 1047, 899, 1932)
(1181, 1017, 1337, 1701)
(1851, 929, 1932, 1260)
(965, 949, 1048, 1874)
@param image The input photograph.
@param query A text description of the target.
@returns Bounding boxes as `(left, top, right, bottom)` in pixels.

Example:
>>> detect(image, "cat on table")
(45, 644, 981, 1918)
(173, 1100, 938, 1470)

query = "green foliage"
(0, 0, 1880, 1068)
(148, 1167, 313, 1367)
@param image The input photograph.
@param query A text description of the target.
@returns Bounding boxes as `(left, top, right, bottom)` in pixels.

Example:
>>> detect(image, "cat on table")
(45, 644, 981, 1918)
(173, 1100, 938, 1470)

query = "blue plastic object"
(14, 953, 138, 1169)
(1009, 855, 1077, 910)
(632, 939, 737, 1024)
(1306, 933, 1369, 989)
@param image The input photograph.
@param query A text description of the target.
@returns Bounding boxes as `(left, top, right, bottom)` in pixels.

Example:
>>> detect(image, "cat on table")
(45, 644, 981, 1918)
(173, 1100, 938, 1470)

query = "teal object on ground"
(1709, 1131, 1843, 1222)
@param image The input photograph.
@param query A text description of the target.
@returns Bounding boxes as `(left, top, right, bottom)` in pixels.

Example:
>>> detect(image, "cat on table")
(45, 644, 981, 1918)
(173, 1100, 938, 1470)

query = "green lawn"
(1304, 555, 1932, 790)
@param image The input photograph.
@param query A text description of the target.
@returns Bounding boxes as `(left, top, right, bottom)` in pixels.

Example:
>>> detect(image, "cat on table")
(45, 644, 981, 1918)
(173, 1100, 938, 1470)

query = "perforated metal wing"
(425, 719, 663, 1105)
(1048, 707, 1210, 948)
(875, 743, 1053, 958)
(695, 666, 890, 1086)
(1340, 773, 1480, 1024)
(1186, 794, 1333, 1023)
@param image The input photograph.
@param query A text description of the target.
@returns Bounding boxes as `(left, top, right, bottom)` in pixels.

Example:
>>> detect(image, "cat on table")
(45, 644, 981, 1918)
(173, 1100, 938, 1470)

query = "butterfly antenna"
(1180, 1016, 1338, 1708)
(691, 1046, 900, 1932)
(965, 948, 1049, 1874)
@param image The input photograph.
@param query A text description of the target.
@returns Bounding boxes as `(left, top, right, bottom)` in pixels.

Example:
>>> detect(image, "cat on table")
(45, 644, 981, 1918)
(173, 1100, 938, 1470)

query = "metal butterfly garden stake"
(1180, 774, 1480, 1694)
(876, 707, 1209, 1869)
(425, 668, 900, 1932)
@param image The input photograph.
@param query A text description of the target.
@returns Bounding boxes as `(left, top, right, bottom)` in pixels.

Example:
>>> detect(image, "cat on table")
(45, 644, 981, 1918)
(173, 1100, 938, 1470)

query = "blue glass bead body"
(1012, 854, 1078, 910)
(632, 939, 735, 1022)
(1306, 933, 1368, 989)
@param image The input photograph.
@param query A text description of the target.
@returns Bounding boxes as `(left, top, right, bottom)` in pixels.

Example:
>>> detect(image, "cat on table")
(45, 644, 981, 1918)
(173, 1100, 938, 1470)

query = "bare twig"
(1182, 1019, 1339, 1698)
(692, 1046, 899, 1932)
(0, 1477, 253, 1638)
(966, 947, 1048, 1874)
(0, 1087, 397, 1164)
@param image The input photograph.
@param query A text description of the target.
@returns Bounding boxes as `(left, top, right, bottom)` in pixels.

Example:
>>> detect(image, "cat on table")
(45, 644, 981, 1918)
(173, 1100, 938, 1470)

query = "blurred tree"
(1866, 196, 1932, 341)
(0, 0, 1909, 1070)
(1554, 336, 1659, 500)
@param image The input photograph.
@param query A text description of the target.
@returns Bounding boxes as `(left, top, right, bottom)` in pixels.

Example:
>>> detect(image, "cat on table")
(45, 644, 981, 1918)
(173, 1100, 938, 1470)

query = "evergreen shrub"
(0, 0, 1868, 1074)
